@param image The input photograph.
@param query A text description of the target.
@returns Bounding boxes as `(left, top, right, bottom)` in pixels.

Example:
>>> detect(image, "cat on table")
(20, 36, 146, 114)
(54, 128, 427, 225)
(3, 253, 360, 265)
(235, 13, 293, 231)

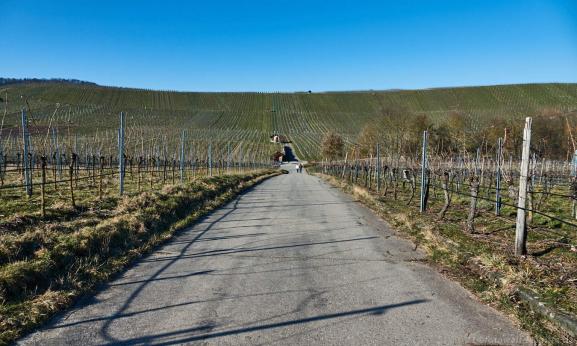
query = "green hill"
(1, 82, 577, 160)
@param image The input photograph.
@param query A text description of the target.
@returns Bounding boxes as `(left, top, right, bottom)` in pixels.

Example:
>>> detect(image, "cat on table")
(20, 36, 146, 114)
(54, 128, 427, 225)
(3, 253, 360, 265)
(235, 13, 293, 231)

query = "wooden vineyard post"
(17, 153, 21, 183)
(118, 112, 126, 196)
(420, 130, 428, 213)
(208, 142, 213, 177)
(179, 130, 185, 184)
(227, 142, 231, 174)
(92, 154, 96, 186)
(467, 176, 480, 233)
(40, 155, 47, 218)
(475, 147, 480, 177)
(29, 153, 34, 190)
(572, 150, 577, 219)
(0, 146, 4, 193)
(21, 110, 32, 197)
(341, 152, 348, 180)
(495, 137, 502, 216)
(57, 131, 63, 180)
(69, 153, 77, 208)
(137, 157, 143, 192)
(239, 145, 243, 174)
(99, 156, 104, 200)
(149, 157, 154, 189)
(163, 156, 167, 184)
(438, 171, 451, 220)
(52, 153, 57, 190)
(376, 144, 381, 193)
(354, 160, 359, 184)
(129, 157, 134, 182)
(569, 177, 577, 218)
(515, 117, 532, 256)
(74, 139, 79, 190)
(172, 158, 176, 185)
(368, 157, 373, 189)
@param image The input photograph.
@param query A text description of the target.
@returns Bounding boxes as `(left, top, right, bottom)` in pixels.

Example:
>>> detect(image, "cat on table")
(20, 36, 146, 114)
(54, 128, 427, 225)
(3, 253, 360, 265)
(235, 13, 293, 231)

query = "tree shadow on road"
(108, 300, 428, 346)
(138, 236, 379, 263)
(94, 190, 255, 344)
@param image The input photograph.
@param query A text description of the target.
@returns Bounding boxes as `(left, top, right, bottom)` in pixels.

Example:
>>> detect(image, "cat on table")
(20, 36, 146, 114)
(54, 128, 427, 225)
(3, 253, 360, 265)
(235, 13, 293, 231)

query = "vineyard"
(2, 82, 577, 161)
(0, 104, 278, 343)
(311, 116, 577, 343)
(0, 82, 284, 343)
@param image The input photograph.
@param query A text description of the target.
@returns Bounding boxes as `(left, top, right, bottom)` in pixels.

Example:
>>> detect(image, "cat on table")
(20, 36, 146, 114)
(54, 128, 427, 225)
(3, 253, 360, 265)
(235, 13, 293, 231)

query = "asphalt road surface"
(20, 163, 533, 345)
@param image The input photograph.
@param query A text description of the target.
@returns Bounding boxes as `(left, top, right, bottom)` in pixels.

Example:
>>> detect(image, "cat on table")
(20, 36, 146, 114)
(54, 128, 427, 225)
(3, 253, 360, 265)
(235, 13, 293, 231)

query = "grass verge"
(0, 170, 279, 345)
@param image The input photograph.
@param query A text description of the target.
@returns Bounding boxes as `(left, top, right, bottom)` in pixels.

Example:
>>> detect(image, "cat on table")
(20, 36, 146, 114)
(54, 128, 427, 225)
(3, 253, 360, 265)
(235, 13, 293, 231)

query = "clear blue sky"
(2, 0, 577, 91)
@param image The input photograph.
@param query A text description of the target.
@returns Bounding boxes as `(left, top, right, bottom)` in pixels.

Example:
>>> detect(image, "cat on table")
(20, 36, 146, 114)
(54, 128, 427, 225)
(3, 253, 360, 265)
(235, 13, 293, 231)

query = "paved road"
(20, 163, 533, 345)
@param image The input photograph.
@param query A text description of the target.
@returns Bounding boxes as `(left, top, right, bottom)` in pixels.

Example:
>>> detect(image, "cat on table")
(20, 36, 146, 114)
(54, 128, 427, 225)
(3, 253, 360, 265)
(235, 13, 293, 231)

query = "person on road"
(295, 163, 300, 173)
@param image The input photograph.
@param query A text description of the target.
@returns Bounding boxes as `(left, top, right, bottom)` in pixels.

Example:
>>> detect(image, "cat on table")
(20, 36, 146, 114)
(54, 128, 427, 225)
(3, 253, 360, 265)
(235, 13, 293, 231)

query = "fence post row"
(515, 117, 532, 256)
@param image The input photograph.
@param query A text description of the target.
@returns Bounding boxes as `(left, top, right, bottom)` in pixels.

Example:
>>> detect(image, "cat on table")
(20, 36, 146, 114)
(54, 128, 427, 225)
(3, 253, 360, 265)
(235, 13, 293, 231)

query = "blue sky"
(2, 0, 577, 91)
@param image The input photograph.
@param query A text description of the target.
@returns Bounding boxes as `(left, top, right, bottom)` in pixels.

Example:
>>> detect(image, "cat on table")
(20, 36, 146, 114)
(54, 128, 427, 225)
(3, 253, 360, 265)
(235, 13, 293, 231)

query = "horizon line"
(2, 76, 577, 94)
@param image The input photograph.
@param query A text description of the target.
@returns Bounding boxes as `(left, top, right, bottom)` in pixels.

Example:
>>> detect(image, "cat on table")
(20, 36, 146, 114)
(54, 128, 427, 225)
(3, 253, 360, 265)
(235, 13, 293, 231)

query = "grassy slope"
(2, 83, 577, 160)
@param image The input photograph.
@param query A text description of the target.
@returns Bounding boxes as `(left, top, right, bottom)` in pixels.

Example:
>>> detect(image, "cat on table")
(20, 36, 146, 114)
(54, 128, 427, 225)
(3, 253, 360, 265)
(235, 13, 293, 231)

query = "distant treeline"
(355, 107, 577, 160)
(0, 78, 97, 87)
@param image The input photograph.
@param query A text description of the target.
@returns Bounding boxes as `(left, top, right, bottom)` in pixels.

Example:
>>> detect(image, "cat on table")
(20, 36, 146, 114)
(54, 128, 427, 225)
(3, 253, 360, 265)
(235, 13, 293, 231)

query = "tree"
(321, 131, 344, 160)
(356, 124, 379, 157)
(531, 109, 567, 159)
(406, 114, 432, 155)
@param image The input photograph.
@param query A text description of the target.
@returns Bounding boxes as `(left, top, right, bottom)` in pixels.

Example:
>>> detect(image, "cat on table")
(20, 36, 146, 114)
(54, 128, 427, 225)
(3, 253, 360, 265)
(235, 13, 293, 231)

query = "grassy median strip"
(0, 170, 279, 345)
(315, 173, 577, 346)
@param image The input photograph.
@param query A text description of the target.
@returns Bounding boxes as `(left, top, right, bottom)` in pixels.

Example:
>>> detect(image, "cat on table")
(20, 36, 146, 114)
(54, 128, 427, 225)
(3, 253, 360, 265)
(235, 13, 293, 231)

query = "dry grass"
(316, 172, 577, 345)
(0, 170, 279, 345)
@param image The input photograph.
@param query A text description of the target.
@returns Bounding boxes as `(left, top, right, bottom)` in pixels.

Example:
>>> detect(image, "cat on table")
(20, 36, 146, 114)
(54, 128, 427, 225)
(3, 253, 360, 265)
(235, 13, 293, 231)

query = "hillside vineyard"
(2, 83, 577, 160)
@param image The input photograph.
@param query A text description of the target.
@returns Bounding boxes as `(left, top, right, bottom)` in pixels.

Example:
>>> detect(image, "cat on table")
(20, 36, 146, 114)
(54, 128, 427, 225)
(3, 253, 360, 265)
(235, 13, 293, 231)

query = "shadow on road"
(92, 185, 262, 343)
(107, 270, 214, 287)
(165, 232, 267, 245)
(139, 236, 379, 263)
(219, 201, 356, 209)
(107, 300, 428, 345)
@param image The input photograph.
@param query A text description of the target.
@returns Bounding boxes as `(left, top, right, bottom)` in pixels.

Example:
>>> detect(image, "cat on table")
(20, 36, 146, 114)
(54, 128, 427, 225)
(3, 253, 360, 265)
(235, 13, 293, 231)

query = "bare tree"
(321, 131, 344, 161)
